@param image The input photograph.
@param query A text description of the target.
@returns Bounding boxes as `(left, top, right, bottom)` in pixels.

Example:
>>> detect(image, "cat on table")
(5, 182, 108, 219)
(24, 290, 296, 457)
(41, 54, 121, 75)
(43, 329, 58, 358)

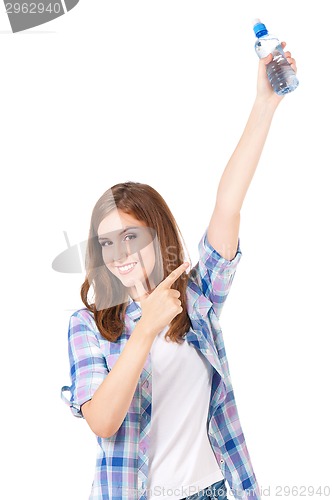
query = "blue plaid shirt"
(61, 227, 261, 500)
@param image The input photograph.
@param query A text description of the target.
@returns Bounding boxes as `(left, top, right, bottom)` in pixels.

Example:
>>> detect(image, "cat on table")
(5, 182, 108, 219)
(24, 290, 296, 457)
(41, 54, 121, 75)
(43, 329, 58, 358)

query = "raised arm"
(208, 42, 297, 260)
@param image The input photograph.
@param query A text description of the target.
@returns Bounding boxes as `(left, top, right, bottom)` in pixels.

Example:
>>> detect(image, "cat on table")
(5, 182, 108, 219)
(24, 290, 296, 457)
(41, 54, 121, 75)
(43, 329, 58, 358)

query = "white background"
(1, 1, 331, 499)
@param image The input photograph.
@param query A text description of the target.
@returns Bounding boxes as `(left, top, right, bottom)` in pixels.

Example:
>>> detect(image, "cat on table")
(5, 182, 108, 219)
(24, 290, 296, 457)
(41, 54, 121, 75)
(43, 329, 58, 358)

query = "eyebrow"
(97, 226, 140, 241)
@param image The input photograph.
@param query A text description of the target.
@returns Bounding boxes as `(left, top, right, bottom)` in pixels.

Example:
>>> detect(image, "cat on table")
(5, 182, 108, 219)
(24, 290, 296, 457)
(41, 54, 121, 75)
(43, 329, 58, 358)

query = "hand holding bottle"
(253, 19, 299, 100)
(257, 41, 297, 103)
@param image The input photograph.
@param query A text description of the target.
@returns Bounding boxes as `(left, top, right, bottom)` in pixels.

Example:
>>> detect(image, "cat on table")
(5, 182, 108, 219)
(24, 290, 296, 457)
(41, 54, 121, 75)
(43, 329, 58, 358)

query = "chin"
(122, 277, 137, 287)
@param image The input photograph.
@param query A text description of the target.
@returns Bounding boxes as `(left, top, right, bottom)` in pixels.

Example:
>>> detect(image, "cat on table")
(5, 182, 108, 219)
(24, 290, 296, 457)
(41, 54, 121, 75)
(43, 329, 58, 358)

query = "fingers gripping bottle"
(253, 19, 299, 95)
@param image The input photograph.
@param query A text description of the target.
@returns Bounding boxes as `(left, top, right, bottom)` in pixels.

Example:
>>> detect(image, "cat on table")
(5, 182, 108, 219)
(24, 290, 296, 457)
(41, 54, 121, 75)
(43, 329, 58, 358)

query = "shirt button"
(145, 380, 149, 388)
(220, 458, 224, 463)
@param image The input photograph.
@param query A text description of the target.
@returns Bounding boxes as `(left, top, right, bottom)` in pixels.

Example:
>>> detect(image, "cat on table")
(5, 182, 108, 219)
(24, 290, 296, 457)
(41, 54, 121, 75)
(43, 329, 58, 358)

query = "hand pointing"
(134, 262, 189, 339)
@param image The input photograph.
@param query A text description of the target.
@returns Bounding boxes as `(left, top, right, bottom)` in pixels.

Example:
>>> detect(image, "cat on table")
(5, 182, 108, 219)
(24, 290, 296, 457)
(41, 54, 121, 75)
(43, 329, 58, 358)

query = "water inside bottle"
(266, 45, 299, 95)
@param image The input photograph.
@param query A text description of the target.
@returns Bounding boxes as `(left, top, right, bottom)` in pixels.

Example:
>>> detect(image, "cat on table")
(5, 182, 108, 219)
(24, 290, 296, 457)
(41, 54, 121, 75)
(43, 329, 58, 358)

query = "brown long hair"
(80, 182, 192, 344)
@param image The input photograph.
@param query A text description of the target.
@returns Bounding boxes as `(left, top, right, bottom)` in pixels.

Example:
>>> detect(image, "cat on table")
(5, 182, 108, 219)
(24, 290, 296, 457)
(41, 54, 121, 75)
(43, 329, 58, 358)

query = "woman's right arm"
(82, 321, 155, 438)
(82, 261, 189, 438)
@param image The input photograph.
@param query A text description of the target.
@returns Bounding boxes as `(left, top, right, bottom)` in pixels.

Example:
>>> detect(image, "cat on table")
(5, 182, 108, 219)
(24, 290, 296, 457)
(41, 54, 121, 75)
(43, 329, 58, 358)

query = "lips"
(116, 262, 137, 275)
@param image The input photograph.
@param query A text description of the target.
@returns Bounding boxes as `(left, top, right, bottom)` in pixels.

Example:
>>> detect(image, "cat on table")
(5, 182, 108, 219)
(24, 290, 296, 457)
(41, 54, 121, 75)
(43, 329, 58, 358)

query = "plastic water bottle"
(253, 19, 299, 95)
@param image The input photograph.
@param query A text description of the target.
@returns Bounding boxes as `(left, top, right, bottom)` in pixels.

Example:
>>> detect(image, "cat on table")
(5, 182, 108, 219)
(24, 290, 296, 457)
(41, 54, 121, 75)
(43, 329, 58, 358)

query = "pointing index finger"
(161, 262, 189, 289)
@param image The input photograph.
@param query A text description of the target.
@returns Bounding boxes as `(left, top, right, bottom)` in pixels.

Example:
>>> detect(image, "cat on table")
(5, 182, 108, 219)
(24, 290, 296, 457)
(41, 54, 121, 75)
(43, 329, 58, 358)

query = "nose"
(111, 240, 129, 263)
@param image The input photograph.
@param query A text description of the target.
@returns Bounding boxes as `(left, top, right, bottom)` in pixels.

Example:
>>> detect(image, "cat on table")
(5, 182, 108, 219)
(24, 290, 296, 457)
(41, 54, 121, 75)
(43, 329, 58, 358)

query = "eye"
(100, 240, 112, 247)
(123, 233, 137, 241)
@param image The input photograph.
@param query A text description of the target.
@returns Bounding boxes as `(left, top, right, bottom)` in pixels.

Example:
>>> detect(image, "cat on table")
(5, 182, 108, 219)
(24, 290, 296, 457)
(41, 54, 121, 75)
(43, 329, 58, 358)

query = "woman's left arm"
(208, 42, 297, 260)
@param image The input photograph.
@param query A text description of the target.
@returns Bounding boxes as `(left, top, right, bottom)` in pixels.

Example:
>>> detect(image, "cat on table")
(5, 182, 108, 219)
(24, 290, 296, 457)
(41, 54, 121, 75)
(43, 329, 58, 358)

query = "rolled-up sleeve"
(61, 310, 109, 418)
(190, 227, 242, 318)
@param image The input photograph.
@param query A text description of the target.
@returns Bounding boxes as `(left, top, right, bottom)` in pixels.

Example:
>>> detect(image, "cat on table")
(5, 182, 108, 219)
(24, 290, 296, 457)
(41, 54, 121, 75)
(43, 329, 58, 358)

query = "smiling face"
(97, 209, 157, 300)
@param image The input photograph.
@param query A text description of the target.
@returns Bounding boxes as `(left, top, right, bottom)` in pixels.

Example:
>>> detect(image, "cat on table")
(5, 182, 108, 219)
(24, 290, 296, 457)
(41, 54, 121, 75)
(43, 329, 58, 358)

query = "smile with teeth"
(116, 262, 137, 274)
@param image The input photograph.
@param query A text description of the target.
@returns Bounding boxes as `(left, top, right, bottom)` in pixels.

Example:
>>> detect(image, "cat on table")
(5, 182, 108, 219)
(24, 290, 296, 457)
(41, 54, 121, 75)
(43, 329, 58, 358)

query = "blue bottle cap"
(253, 19, 268, 38)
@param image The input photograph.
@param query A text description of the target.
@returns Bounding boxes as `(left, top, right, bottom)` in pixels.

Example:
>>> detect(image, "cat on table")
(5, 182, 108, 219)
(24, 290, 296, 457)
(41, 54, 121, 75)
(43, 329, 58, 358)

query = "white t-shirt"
(139, 307, 223, 500)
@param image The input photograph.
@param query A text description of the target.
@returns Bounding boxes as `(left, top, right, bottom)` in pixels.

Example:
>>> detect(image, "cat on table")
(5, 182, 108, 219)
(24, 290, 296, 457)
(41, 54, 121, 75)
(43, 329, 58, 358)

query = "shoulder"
(67, 307, 102, 339)
(69, 307, 95, 325)
(70, 307, 95, 320)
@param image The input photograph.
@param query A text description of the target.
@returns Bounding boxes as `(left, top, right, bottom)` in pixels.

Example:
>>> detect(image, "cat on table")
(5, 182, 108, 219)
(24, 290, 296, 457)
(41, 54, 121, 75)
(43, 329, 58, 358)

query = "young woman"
(61, 44, 297, 500)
